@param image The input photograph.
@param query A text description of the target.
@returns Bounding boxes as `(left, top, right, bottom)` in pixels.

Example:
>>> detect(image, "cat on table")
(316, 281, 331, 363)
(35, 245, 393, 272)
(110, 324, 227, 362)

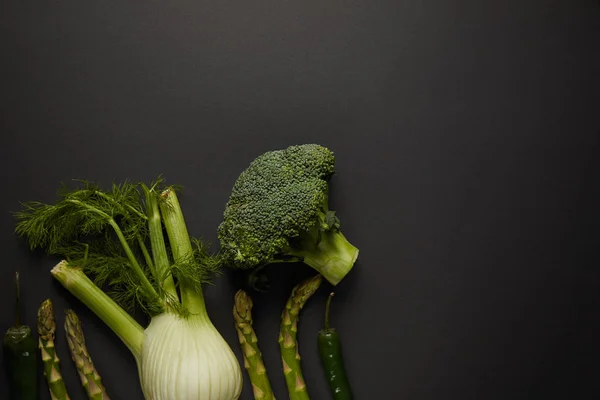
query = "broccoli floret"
(217, 144, 359, 285)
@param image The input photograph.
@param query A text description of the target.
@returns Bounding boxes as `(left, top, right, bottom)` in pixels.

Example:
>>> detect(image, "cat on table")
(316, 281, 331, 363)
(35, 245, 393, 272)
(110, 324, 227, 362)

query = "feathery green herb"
(15, 179, 218, 317)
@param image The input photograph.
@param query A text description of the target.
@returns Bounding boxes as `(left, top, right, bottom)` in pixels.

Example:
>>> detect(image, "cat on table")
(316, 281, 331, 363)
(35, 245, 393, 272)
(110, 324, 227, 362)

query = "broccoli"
(217, 144, 359, 286)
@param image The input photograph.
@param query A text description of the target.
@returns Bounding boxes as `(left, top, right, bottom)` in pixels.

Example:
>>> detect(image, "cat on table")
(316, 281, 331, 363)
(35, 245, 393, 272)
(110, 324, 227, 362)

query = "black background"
(1, 1, 600, 399)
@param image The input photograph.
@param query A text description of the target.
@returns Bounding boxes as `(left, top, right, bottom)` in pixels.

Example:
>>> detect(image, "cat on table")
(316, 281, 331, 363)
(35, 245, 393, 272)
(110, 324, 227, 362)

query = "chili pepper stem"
(15, 272, 21, 327)
(324, 292, 333, 331)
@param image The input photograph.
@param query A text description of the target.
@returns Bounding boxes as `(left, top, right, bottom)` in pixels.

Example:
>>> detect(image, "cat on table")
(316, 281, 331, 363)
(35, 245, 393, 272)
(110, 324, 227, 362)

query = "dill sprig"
(15, 178, 219, 318)
(15, 180, 147, 253)
(169, 238, 222, 294)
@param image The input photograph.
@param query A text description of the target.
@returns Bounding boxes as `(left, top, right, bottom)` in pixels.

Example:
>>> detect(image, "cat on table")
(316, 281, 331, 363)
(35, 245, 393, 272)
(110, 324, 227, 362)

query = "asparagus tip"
(233, 290, 253, 323)
(37, 299, 56, 339)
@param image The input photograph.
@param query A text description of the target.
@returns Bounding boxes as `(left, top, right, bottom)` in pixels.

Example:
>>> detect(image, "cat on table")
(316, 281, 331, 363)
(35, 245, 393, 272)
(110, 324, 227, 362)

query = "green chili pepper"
(3, 271, 39, 400)
(317, 292, 353, 400)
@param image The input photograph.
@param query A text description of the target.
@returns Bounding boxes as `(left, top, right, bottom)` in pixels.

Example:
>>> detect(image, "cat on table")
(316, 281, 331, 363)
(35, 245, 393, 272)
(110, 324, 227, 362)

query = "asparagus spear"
(278, 274, 323, 400)
(65, 309, 110, 400)
(233, 290, 276, 400)
(38, 299, 70, 400)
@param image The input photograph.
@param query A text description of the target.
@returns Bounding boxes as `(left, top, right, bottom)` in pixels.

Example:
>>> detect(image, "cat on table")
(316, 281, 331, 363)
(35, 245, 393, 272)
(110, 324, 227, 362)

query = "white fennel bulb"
(140, 313, 242, 400)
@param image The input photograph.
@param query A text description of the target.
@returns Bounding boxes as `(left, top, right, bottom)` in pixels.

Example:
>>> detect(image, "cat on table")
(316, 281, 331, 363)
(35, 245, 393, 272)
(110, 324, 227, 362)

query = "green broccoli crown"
(218, 144, 336, 269)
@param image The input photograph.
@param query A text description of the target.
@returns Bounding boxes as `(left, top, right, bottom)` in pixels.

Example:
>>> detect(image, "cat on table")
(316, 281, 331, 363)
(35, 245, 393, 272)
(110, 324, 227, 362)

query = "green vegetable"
(3, 271, 39, 400)
(38, 299, 71, 400)
(15, 179, 242, 400)
(317, 293, 353, 400)
(218, 144, 359, 286)
(65, 309, 110, 400)
(233, 290, 276, 400)
(279, 274, 322, 400)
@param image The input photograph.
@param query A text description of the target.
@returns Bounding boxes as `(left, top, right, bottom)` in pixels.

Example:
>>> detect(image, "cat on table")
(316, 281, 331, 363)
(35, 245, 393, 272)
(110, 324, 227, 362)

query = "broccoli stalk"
(285, 210, 358, 286)
(218, 144, 359, 286)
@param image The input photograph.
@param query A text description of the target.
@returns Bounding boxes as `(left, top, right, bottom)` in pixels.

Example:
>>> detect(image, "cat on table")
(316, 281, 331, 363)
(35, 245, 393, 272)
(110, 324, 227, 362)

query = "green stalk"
(143, 185, 177, 301)
(158, 188, 205, 315)
(279, 274, 323, 400)
(67, 199, 158, 301)
(51, 261, 144, 359)
(38, 299, 70, 400)
(137, 237, 155, 276)
(233, 290, 276, 400)
(289, 231, 358, 286)
(92, 189, 158, 295)
(65, 310, 110, 400)
(107, 218, 159, 300)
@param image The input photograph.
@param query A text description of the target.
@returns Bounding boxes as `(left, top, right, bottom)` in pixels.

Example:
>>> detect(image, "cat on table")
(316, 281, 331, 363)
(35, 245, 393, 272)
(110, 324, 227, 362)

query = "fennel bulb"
(17, 180, 243, 399)
(141, 313, 242, 400)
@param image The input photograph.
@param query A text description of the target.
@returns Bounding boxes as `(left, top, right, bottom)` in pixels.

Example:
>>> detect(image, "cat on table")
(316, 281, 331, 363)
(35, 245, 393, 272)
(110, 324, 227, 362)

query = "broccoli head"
(217, 144, 359, 285)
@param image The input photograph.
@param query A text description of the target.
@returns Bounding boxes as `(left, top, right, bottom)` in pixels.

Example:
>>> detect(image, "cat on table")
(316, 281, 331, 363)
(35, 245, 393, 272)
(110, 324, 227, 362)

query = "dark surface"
(1, 1, 600, 399)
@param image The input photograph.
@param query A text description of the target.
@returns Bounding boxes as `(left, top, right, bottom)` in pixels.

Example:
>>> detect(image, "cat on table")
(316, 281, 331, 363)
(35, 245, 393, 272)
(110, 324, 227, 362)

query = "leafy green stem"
(92, 190, 147, 222)
(159, 188, 206, 316)
(137, 237, 155, 277)
(66, 198, 159, 305)
(143, 185, 178, 302)
(67, 199, 111, 219)
(107, 219, 158, 301)
(51, 261, 144, 359)
(68, 190, 158, 298)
